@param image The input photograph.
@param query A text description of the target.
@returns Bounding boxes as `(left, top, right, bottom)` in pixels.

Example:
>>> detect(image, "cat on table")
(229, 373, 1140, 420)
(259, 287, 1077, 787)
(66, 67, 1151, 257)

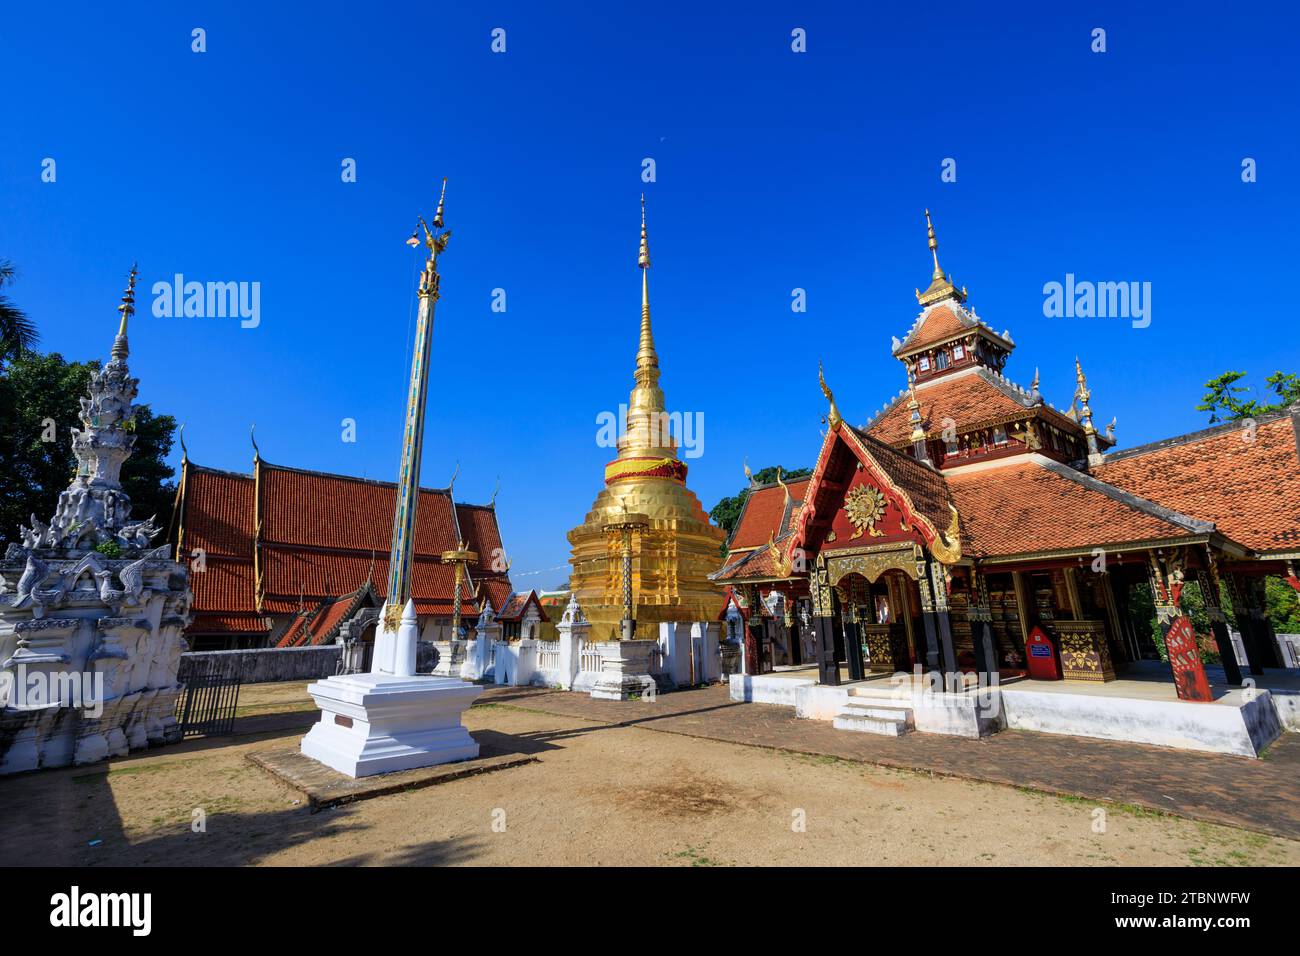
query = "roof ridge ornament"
(818, 361, 843, 430)
(930, 504, 962, 564)
(1076, 357, 1105, 466)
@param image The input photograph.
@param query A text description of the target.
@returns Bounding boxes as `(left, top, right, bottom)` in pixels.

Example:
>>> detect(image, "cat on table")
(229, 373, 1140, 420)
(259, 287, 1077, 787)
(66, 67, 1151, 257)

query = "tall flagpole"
(385, 180, 451, 633)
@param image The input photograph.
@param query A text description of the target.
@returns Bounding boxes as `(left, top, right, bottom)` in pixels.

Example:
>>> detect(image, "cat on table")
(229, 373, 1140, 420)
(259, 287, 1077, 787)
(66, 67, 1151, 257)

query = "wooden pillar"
(842, 581, 865, 681)
(1198, 556, 1243, 685)
(915, 553, 943, 670)
(1063, 566, 1085, 620)
(1011, 570, 1034, 651)
(967, 566, 998, 682)
(810, 560, 839, 686)
(744, 584, 765, 676)
(1098, 568, 1131, 664)
(1236, 574, 1282, 671)
(1147, 549, 1212, 702)
(926, 559, 957, 674)
(893, 575, 921, 667)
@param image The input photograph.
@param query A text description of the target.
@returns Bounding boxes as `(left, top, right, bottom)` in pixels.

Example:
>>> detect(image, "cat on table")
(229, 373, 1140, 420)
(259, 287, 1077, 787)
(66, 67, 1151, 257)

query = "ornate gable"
(788, 396, 961, 567)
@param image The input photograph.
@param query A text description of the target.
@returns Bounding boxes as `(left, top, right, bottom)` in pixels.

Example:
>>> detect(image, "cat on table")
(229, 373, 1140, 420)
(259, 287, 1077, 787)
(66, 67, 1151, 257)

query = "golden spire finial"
(433, 177, 447, 229)
(818, 361, 843, 430)
(111, 263, 138, 360)
(916, 210, 966, 306)
(925, 209, 942, 281)
(635, 195, 658, 375)
(638, 194, 650, 269)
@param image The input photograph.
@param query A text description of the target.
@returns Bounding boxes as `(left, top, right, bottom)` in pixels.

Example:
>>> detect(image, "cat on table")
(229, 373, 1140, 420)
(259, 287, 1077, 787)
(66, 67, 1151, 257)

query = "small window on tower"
(993, 425, 1007, 444)
(953, 344, 965, 360)
(935, 351, 950, 370)
(918, 356, 931, 372)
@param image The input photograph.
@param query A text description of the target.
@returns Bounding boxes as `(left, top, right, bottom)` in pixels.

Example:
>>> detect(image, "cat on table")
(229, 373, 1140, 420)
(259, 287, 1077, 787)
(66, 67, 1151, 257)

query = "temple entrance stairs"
(831, 691, 915, 736)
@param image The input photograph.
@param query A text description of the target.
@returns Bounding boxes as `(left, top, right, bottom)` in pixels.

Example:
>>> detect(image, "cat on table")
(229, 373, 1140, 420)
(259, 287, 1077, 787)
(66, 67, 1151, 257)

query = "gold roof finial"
(818, 361, 843, 430)
(925, 209, 942, 281)
(775, 466, 792, 509)
(1075, 357, 1095, 431)
(916, 210, 966, 306)
(433, 177, 447, 230)
(744, 457, 755, 488)
(638, 194, 650, 269)
(111, 263, 138, 361)
(617, 196, 671, 459)
(907, 381, 926, 444)
(635, 195, 658, 375)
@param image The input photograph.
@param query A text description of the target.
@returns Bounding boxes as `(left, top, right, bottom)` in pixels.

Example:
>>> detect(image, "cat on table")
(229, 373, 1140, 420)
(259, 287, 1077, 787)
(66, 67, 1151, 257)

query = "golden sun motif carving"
(844, 485, 887, 540)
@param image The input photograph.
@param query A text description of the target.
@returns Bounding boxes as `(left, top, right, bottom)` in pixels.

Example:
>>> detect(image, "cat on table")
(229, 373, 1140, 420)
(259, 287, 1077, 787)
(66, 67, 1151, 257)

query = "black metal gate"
(174, 658, 243, 739)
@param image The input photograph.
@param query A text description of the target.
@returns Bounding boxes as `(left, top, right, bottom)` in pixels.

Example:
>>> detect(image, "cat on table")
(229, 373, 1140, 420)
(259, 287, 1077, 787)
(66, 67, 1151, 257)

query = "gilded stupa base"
(567, 481, 727, 643)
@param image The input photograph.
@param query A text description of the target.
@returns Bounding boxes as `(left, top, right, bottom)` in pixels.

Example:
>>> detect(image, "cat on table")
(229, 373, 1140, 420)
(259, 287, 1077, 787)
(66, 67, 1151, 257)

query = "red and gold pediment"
(789, 418, 962, 565)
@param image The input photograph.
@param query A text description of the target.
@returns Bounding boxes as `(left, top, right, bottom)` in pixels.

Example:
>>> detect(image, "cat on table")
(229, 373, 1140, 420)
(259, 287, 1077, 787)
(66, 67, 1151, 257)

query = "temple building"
(566, 200, 728, 640)
(169, 449, 513, 651)
(715, 211, 1299, 729)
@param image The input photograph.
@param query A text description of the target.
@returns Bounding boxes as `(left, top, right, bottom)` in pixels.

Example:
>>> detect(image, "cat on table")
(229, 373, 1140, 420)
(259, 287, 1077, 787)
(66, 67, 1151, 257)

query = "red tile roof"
(496, 590, 549, 623)
(729, 478, 811, 551)
(188, 613, 270, 635)
(480, 578, 514, 616)
(1094, 413, 1300, 554)
(260, 465, 459, 555)
(898, 305, 969, 352)
(182, 467, 254, 557)
(946, 459, 1207, 559)
(175, 461, 511, 630)
(867, 370, 1036, 445)
(713, 538, 789, 582)
(190, 556, 258, 614)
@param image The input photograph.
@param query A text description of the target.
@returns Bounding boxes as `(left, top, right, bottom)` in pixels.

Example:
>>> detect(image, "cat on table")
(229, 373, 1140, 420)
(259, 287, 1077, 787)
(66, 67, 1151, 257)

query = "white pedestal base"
(590, 639, 657, 701)
(301, 672, 483, 778)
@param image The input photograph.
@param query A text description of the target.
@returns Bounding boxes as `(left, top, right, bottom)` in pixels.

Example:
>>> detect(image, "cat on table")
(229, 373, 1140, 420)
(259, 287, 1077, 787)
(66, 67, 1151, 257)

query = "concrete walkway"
(478, 683, 1300, 840)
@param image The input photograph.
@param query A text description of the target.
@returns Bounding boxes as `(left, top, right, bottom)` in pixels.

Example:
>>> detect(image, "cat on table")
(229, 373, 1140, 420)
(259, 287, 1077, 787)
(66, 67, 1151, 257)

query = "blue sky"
(2, 2, 1298, 586)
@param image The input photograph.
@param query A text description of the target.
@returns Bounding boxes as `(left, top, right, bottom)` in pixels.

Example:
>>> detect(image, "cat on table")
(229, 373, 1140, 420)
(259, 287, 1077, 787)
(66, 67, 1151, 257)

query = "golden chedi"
(567, 199, 727, 640)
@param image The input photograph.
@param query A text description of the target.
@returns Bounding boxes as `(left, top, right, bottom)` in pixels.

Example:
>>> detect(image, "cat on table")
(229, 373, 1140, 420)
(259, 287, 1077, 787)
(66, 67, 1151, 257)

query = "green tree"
(1265, 577, 1300, 635)
(710, 465, 812, 556)
(0, 260, 39, 361)
(1197, 370, 1300, 423)
(0, 351, 177, 545)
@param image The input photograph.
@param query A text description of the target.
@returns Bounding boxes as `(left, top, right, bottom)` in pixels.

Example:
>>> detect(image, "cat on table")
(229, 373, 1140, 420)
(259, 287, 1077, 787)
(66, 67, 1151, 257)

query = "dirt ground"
(2, 682, 1297, 867)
